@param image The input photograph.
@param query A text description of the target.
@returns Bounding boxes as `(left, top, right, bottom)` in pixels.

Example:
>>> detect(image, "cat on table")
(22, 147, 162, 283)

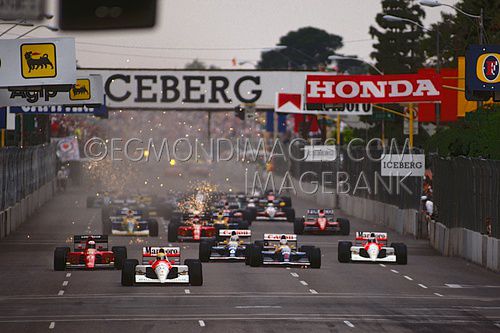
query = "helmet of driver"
(157, 249, 167, 261)
(280, 235, 287, 245)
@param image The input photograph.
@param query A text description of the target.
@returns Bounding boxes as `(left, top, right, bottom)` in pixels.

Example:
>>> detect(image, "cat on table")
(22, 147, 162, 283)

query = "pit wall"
(0, 180, 56, 239)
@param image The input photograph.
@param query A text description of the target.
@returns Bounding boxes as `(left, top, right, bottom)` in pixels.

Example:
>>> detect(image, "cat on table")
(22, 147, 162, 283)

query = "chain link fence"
(273, 142, 422, 210)
(430, 155, 500, 238)
(0, 144, 57, 211)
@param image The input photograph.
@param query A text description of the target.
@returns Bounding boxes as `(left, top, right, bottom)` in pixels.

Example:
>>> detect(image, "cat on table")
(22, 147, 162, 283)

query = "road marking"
(309, 289, 318, 294)
(235, 306, 282, 309)
(404, 275, 413, 281)
(57, 290, 64, 296)
(344, 320, 355, 328)
(62, 281, 69, 287)
(379, 264, 386, 267)
(184, 289, 191, 294)
(49, 322, 55, 329)
(66, 273, 71, 278)
(390, 269, 399, 274)
(198, 320, 205, 327)
(418, 284, 428, 289)
(299, 280, 308, 286)
(290, 272, 299, 278)
(434, 293, 443, 297)
(445, 284, 463, 288)
(286, 267, 290, 270)
(494, 323, 500, 329)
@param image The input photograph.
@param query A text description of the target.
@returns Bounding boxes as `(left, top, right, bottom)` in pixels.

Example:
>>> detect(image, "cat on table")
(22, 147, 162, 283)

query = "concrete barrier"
(0, 179, 56, 239)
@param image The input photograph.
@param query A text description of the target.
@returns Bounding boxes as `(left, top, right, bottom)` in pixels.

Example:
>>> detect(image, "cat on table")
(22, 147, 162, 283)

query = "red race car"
(168, 215, 216, 242)
(53, 235, 127, 270)
(294, 209, 350, 235)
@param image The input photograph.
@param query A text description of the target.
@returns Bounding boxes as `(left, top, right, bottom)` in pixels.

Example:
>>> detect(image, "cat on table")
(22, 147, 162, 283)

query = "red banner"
(306, 73, 442, 104)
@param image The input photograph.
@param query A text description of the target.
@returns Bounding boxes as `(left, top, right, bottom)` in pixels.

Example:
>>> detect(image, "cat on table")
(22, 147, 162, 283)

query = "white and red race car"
(294, 209, 349, 235)
(121, 246, 202, 286)
(338, 232, 407, 264)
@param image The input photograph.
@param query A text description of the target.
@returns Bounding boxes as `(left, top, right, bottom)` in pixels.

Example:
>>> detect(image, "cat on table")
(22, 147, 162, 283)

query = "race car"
(121, 246, 202, 286)
(254, 201, 295, 222)
(294, 209, 350, 235)
(210, 210, 250, 236)
(104, 208, 158, 236)
(246, 234, 321, 268)
(199, 229, 251, 262)
(168, 214, 216, 242)
(54, 235, 127, 270)
(338, 232, 407, 264)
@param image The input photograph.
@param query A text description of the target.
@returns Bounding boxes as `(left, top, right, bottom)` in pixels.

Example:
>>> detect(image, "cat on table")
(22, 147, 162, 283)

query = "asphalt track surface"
(0, 163, 499, 333)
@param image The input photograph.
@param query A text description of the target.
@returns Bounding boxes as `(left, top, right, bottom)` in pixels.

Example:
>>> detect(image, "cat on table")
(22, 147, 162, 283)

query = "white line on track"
(344, 320, 355, 328)
(418, 284, 428, 289)
(235, 306, 282, 309)
(494, 323, 500, 329)
(290, 272, 299, 278)
(198, 320, 205, 327)
(309, 289, 318, 294)
(49, 322, 55, 329)
(390, 269, 399, 274)
(299, 281, 308, 286)
(445, 284, 463, 288)
(62, 281, 69, 287)
(404, 275, 413, 281)
(66, 273, 71, 278)
(379, 264, 386, 267)
(434, 293, 444, 297)
(57, 290, 64, 296)
(184, 289, 191, 294)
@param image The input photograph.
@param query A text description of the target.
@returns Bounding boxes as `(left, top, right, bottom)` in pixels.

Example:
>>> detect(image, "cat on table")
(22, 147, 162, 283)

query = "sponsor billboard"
(0, 38, 76, 87)
(306, 73, 442, 104)
(275, 92, 372, 115)
(0, 75, 104, 107)
(380, 154, 425, 177)
(465, 44, 500, 101)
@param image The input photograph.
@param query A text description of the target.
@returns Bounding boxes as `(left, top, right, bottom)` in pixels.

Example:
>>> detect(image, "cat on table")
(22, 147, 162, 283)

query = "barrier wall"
(0, 180, 55, 239)
(428, 220, 500, 272)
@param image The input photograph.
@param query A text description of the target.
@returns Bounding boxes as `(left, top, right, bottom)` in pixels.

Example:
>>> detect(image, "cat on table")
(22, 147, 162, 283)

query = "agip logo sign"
(70, 79, 91, 100)
(476, 53, 500, 84)
(20, 43, 57, 79)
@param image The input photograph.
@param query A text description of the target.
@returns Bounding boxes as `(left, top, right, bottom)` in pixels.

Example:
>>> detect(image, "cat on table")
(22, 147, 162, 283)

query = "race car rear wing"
(355, 232, 388, 242)
(306, 209, 334, 216)
(219, 229, 251, 237)
(263, 234, 297, 246)
(142, 247, 181, 265)
(73, 235, 108, 252)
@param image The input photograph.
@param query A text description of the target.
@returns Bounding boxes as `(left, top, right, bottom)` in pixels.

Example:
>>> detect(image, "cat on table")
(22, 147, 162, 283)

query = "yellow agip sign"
(20, 43, 57, 79)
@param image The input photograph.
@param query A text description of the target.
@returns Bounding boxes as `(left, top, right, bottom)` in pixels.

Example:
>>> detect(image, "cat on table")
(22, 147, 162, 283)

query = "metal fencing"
(0, 144, 57, 211)
(274, 142, 422, 210)
(430, 155, 500, 238)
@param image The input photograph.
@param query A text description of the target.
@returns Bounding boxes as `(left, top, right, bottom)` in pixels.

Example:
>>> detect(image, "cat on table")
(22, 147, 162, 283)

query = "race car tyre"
(254, 240, 265, 248)
(171, 211, 183, 224)
(309, 247, 321, 269)
(112, 246, 127, 269)
(338, 241, 352, 263)
(86, 196, 95, 208)
(148, 219, 159, 237)
(199, 240, 212, 262)
(168, 222, 179, 242)
(338, 218, 350, 235)
(294, 218, 305, 234)
(299, 245, 315, 256)
(54, 247, 69, 271)
(102, 219, 111, 236)
(185, 259, 203, 286)
(121, 259, 138, 286)
(238, 220, 249, 230)
(243, 208, 257, 224)
(284, 207, 295, 222)
(281, 196, 292, 207)
(101, 207, 110, 224)
(214, 224, 225, 242)
(249, 245, 263, 267)
(392, 243, 408, 265)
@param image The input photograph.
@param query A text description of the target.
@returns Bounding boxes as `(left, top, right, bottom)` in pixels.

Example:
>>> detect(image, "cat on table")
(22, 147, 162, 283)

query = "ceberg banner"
(0, 37, 76, 88)
(306, 73, 442, 104)
(77, 69, 311, 110)
(0, 75, 104, 107)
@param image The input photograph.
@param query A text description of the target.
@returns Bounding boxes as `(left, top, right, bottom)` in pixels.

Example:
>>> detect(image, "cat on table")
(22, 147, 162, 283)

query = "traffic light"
(234, 105, 245, 120)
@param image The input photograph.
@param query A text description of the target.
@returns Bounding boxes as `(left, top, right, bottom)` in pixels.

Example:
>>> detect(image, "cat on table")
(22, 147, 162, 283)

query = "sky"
(8, 0, 458, 69)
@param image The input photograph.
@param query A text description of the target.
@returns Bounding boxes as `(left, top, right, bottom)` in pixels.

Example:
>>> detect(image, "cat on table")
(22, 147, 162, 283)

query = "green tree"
(258, 27, 343, 70)
(369, 0, 426, 74)
(421, 0, 500, 68)
(184, 59, 219, 70)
